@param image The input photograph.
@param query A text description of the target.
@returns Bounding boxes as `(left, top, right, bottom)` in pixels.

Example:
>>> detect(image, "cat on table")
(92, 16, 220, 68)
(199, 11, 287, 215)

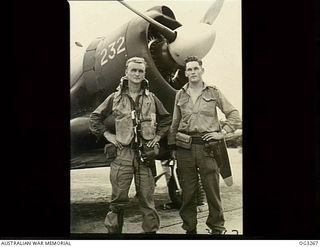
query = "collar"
(182, 81, 210, 93)
(115, 76, 150, 98)
(122, 88, 144, 96)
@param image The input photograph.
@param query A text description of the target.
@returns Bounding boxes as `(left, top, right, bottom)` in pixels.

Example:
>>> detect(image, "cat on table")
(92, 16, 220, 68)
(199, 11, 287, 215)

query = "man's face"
(185, 61, 204, 83)
(126, 62, 146, 84)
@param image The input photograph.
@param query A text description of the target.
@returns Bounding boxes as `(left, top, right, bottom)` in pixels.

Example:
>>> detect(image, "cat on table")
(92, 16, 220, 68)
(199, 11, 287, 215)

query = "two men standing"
(89, 55, 241, 234)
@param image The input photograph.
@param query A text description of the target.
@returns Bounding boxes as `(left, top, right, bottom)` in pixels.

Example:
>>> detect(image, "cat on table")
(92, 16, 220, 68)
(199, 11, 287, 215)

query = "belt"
(181, 132, 206, 145)
(181, 132, 220, 145)
(190, 136, 221, 145)
(191, 136, 205, 145)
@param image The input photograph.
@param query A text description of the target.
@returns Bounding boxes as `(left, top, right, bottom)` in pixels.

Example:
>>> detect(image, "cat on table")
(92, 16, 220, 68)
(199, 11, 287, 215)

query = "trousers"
(104, 146, 160, 233)
(176, 144, 226, 232)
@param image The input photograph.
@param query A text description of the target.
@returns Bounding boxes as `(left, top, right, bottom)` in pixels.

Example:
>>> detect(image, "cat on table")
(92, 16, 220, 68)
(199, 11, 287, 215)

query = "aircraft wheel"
(167, 173, 206, 209)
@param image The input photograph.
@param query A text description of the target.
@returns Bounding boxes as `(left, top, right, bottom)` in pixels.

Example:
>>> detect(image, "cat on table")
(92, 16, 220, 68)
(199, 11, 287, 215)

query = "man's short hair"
(185, 56, 202, 66)
(126, 57, 147, 68)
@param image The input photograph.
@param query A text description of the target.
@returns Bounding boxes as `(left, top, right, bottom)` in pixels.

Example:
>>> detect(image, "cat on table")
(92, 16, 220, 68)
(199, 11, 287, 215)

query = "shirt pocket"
(113, 109, 125, 118)
(177, 97, 191, 114)
(201, 94, 217, 113)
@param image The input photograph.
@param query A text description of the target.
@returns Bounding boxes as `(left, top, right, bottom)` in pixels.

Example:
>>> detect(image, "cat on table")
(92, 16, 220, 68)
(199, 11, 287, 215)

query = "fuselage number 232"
(100, 36, 126, 66)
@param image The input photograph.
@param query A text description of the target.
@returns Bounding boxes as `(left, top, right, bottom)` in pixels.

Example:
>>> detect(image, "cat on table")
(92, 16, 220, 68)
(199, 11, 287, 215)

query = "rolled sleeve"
(216, 89, 241, 132)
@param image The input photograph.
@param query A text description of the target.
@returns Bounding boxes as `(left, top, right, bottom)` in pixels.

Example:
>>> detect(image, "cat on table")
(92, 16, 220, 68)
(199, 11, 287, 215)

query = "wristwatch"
(221, 129, 227, 135)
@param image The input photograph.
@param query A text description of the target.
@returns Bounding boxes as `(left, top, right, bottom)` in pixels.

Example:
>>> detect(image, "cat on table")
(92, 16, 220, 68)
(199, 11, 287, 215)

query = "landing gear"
(168, 172, 182, 208)
(165, 159, 206, 209)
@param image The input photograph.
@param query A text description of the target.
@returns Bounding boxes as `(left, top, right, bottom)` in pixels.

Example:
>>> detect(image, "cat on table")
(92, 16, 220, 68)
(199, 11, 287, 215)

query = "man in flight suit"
(89, 57, 172, 234)
(168, 56, 241, 234)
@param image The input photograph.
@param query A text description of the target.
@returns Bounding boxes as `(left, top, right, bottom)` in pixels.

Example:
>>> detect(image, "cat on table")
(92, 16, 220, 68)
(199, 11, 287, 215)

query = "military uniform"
(168, 82, 241, 233)
(90, 77, 171, 233)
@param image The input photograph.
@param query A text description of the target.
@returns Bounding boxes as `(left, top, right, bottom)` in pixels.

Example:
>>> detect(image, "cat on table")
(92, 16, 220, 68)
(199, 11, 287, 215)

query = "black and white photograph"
(70, 0, 242, 236)
(9, 0, 319, 242)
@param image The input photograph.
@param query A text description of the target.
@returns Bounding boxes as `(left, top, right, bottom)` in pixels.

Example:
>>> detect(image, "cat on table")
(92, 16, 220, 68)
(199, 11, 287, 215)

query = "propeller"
(118, 0, 224, 66)
(118, 1, 177, 43)
(200, 0, 224, 25)
(168, 24, 216, 66)
(168, 0, 224, 65)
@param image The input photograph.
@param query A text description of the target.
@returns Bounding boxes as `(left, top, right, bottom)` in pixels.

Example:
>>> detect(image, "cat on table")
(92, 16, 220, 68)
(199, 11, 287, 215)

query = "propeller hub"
(168, 24, 216, 66)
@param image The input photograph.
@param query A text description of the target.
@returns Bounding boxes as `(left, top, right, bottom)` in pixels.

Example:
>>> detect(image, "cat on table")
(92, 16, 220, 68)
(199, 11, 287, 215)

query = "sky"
(69, 0, 242, 115)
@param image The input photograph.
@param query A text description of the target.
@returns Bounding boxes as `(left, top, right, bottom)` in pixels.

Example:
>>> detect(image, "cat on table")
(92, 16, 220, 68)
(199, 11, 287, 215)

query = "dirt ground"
(70, 148, 242, 236)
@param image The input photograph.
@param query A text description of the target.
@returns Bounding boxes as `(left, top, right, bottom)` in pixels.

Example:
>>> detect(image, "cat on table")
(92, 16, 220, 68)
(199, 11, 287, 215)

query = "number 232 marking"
(100, 36, 125, 66)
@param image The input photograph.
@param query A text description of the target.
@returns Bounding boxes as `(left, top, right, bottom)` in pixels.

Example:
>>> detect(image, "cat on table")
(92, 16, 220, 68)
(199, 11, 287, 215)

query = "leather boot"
(186, 229, 197, 234)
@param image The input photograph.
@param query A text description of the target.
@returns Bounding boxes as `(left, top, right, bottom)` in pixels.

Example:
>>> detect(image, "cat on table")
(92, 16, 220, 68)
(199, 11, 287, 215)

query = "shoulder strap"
(206, 86, 219, 99)
(175, 89, 184, 103)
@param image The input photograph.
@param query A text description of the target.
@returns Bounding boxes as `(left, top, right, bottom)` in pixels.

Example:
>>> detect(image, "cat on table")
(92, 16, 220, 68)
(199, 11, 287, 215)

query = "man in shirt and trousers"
(89, 57, 172, 234)
(168, 56, 241, 234)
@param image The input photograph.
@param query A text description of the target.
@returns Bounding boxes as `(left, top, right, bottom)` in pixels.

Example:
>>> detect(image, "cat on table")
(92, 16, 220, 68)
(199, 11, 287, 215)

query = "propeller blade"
(200, 0, 224, 25)
(118, 1, 177, 43)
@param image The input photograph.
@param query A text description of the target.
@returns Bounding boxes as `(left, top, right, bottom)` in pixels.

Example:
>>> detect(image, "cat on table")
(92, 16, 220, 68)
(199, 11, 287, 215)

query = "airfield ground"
(71, 148, 242, 236)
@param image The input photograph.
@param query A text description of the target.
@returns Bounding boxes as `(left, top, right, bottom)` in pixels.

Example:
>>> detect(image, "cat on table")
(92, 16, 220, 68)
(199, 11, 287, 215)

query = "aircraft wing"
(71, 148, 110, 169)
